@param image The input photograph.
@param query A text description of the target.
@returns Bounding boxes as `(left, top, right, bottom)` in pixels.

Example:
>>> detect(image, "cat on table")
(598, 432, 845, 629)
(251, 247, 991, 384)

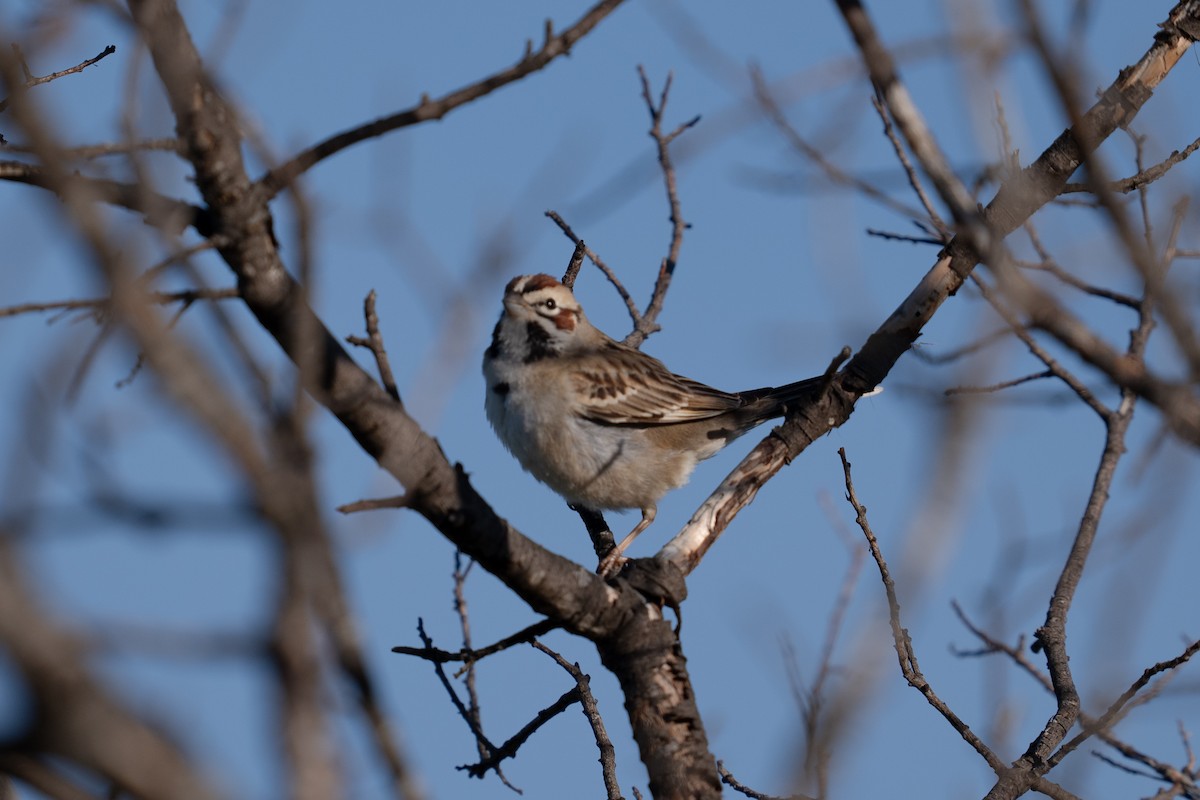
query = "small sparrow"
(483, 274, 823, 573)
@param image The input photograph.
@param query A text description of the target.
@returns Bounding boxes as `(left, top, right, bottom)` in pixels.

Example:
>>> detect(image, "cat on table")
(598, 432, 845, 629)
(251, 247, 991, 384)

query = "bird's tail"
(740, 374, 828, 408)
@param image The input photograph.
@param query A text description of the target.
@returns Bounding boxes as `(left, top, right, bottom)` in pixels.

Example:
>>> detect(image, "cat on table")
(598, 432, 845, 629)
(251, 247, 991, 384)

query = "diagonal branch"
(659, 2, 1200, 577)
(838, 448, 1005, 774)
(258, 0, 627, 198)
(0, 161, 212, 235)
(532, 641, 623, 800)
(0, 44, 116, 113)
(458, 686, 582, 781)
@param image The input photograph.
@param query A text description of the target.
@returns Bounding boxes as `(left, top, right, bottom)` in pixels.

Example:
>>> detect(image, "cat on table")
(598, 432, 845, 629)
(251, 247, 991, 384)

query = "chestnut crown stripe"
(514, 273, 561, 294)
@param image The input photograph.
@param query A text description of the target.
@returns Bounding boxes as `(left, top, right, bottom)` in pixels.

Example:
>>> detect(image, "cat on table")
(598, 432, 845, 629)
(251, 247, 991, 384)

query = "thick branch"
(595, 599, 721, 800)
(837, 0, 1200, 437)
(124, 0, 649, 641)
(660, 2, 1199, 576)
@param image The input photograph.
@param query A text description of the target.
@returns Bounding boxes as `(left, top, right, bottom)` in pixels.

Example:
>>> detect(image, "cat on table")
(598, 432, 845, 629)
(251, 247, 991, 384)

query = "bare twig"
(865, 228, 945, 245)
(788, 503, 865, 797)
(1, 138, 181, 159)
(1014, 258, 1142, 309)
(561, 238, 588, 289)
(259, 0, 628, 196)
(1051, 638, 1200, 768)
(953, 604, 1200, 799)
(944, 369, 1055, 396)
(970, 274, 1110, 419)
(0, 287, 239, 320)
(137, 239, 222, 285)
(336, 495, 409, 514)
(716, 760, 815, 800)
(0, 160, 212, 235)
(345, 290, 400, 402)
(838, 448, 1006, 773)
(458, 686, 581, 784)
(750, 66, 928, 222)
(414, 619, 500, 757)
(392, 618, 560, 666)
(545, 209, 642, 326)
(1062, 134, 1200, 195)
(1019, 216, 1141, 307)
(532, 641, 623, 800)
(1018, 0, 1200, 386)
(629, 66, 699, 348)
(0, 44, 116, 113)
(452, 554, 488, 765)
(909, 327, 1015, 365)
(869, 93, 950, 238)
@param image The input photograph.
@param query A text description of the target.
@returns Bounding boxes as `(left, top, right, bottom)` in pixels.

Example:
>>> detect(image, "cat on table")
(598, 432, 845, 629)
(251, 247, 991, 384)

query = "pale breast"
(484, 359, 698, 511)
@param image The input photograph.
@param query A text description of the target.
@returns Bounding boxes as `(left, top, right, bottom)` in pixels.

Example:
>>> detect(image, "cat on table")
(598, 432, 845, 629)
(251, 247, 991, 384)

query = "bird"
(482, 273, 824, 574)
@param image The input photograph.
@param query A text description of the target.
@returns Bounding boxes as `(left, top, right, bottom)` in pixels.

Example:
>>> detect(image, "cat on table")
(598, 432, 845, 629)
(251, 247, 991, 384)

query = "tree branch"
(0, 44, 116, 113)
(258, 0, 628, 198)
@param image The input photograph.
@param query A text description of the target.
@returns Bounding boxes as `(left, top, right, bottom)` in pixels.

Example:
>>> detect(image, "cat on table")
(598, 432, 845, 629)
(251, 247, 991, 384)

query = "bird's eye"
(543, 299, 557, 310)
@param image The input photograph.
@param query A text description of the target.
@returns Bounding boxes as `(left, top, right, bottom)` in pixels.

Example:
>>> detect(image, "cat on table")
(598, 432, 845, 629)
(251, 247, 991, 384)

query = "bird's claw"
(596, 550, 629, 578)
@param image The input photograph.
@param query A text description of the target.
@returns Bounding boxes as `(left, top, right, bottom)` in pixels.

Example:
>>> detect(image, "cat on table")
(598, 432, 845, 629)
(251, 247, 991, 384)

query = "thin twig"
(0, 160, 211, 236)
(1062, 134, 1200, 195)
(630, 65, 698, 348)
(259, 0, 628, 197)
(0, 44, 116, 113)
(869, 93, 950, 239)
(1130, 130, 1156, 253)
(865, 228, 945, 245)
(137, 240, 223, 286)
(392, 618, 560, 665)
(414, 620, 500, 757)
(790, 498, 865, 796)
(452, 554, 487, 765)
(909, 327, 1015, 365)
(1, 138, 181, 159)
(953, 603, 1200, 799)
(716, 760, 814, 800)
(970, 274, 1111, 420)
(544, 210, 642, 326)
(344, 290, 400, 401)
(458, 687, 582, 782)
(0, 287, 239, 320)
(838, 448, 1006, 773)
(336, 495, 409, 514)
(1015, 256, 1142, 309)
(944, 369, 1055, 396)
(1050, 639, 1200, 768)
(1019, 0, 1200, 385)
(749, 66, 927, 222)
(531, 641, 623, 800)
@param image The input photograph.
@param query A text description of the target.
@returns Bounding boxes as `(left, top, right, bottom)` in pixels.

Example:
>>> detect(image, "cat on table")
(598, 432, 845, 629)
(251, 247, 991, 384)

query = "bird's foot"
(596, 549, 629, 578)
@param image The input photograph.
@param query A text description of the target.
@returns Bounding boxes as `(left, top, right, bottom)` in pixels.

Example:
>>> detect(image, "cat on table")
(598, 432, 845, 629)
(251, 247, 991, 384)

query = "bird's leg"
(596, 505, 655, 577)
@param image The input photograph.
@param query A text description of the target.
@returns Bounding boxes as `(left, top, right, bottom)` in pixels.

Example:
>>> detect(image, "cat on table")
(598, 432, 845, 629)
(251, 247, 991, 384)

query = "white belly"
(484, 367, 695, 512)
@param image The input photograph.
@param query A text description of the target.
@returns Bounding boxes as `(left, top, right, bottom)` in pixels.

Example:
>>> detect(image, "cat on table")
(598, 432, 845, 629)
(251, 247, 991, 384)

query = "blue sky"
(1, 1, 1198, 798)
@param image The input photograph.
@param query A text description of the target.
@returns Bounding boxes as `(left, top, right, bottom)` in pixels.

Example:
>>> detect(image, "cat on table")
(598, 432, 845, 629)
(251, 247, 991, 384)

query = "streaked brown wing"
(571, 344, 740, 425)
